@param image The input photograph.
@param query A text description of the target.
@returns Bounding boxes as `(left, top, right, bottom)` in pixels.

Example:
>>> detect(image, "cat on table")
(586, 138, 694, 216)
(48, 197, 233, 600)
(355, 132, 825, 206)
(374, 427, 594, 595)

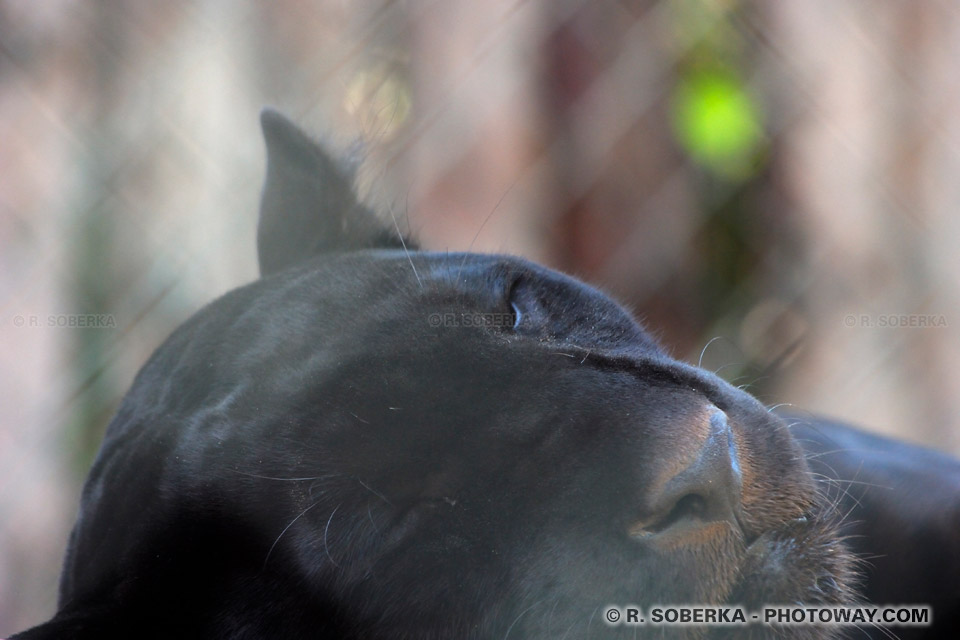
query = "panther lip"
(741, 513, 815, 558)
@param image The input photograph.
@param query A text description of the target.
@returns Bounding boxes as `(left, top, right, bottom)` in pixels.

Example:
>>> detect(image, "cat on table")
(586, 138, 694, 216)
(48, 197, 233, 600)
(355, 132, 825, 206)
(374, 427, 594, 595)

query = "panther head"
(16, 110, 857, 640)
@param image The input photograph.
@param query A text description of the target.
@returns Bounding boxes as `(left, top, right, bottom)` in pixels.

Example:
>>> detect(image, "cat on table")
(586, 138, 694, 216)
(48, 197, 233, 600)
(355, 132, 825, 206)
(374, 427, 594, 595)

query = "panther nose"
(632, 410, 743, 545)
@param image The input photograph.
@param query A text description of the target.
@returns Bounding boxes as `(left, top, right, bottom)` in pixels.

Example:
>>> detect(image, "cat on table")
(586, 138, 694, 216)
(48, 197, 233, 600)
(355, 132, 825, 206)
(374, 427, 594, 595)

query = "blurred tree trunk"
(765, 0, 960, 450)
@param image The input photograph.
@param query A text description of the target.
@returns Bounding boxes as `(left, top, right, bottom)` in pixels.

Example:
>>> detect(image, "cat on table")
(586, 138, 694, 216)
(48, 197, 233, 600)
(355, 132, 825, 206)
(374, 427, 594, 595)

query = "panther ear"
(257, 108, 413, 276)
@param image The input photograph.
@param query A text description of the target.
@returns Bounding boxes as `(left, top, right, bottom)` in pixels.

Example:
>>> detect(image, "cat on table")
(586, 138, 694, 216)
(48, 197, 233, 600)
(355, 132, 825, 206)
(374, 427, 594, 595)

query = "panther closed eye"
(509, 301, 523, 329)
(12, 110, 959, 640)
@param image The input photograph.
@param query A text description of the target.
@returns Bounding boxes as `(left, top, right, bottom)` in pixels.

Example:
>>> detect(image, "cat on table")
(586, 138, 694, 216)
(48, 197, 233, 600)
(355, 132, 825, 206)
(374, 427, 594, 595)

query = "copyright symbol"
(843, 314, 856, 327)
(428, 313, 442, 328)
(605, 607, 621, 623)
(13, 315, 25, 327)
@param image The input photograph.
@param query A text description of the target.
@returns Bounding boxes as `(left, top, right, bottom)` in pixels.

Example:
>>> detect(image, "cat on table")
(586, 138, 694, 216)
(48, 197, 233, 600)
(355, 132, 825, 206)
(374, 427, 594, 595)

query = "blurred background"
(2, 0, 960, 632)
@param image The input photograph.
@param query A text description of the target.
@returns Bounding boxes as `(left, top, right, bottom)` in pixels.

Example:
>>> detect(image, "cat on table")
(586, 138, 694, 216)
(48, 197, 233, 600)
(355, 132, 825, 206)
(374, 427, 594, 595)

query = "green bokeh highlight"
(672, 70, 763, 180)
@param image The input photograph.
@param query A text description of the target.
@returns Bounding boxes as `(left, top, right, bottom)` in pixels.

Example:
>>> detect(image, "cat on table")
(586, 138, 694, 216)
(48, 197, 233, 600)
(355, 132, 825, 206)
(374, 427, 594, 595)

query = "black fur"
(13, 110, 955, 639)
(788, 417, 960, 639)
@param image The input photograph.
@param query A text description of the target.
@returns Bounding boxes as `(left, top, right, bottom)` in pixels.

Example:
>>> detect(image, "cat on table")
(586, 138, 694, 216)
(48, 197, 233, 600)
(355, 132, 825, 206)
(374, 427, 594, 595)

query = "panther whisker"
(356, 478, 393, 506)
(264, 499, 324, 568)
(714, 361, 746, 377)
(810, 473, 891, 491)
(737, 373, 772, 390)
(230, 469, 333, 482)
(324, 504, 342, 569)
(698, 335, 723, 368)
(502, 599, 545, 640)
(557, 615, 579, 640)
(810, 464, 868, 516)
(864, 619, 903, 640)
(545, 597, 563, 638)
(584, 605, 600, 635)
(387, 202, 422, 290)
(456, 176, 519, 284)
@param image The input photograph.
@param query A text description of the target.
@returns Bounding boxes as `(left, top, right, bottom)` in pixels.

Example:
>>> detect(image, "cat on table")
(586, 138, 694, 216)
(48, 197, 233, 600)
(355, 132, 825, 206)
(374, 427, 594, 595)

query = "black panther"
(12, 110, 959, 639)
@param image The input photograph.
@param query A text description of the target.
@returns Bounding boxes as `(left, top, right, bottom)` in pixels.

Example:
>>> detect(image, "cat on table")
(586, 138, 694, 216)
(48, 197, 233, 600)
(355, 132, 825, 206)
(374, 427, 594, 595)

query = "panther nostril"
(643, 493, 708, 534)
(632, 410, 744, 543)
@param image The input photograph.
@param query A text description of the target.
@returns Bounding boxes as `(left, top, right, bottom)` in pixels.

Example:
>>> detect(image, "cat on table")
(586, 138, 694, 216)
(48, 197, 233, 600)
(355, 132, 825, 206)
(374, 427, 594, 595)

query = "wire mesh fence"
(2, 0, 960, 632)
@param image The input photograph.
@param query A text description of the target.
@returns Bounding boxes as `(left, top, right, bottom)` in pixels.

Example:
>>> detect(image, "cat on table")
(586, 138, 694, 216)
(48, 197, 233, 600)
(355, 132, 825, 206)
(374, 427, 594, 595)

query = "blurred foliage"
(672, 70, 763, 180)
